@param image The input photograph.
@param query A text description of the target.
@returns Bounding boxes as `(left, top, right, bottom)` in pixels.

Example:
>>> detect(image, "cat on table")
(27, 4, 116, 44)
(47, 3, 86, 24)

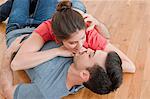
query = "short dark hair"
(83, 51, 123, 95)
(51, 1, 86, 40)
(106, 51, 123, 91)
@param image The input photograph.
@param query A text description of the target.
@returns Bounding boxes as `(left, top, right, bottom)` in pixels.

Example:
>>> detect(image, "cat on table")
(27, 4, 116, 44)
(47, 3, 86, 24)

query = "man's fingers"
(15, 42, 23, 50)
(84, 17, 93, 22)
(15, 34, 29, 44)
(8, 34, 29, 53)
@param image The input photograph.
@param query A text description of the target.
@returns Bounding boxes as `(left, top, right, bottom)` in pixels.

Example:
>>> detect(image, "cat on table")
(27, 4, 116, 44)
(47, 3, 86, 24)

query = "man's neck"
(66, 64, 82, 90)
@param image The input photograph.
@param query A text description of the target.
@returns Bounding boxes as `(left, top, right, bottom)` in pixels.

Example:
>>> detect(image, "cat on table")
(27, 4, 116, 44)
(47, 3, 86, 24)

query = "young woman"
(10, 1, 135, 73)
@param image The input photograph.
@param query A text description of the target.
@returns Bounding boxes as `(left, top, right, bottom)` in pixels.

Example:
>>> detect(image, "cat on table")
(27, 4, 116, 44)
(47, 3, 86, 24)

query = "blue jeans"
(6, 0, 86, 33)
(0, 0, 14, 22)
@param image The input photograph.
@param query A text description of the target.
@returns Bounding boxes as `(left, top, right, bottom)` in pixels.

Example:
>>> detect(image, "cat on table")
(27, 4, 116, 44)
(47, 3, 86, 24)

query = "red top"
(34, 19, 107, 51)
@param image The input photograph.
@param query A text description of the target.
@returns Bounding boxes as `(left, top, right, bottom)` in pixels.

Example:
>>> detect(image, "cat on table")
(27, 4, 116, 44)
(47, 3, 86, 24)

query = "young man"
(0, 35, 123, 99)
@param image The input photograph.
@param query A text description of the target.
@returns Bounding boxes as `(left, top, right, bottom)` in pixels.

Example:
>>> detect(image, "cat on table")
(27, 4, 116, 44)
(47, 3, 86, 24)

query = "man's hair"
(83, 51, 123, 95)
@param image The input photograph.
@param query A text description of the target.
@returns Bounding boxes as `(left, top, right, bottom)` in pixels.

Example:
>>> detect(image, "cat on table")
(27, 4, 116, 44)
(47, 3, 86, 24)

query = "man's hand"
(84, 14, 110, 39)
(5, 34, 29, 59)
(84, 14, 100, 31)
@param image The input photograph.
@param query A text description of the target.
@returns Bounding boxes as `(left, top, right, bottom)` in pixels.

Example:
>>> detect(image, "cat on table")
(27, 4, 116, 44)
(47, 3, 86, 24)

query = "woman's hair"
(51, 1, 86, 40)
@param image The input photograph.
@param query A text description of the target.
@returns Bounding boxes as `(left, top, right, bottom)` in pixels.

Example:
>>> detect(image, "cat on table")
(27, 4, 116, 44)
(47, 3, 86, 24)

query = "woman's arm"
(103, 42, 136, 73)
(11, 32, 72, 71)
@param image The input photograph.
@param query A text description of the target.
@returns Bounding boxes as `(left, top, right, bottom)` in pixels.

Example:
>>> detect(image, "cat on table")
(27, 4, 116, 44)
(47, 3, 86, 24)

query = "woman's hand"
(56, 46, 74, 57)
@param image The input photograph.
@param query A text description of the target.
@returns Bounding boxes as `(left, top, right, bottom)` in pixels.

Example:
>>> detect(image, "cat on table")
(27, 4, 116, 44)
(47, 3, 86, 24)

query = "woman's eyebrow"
(69, 41, 78, 43)
(69, 34, 85, 43)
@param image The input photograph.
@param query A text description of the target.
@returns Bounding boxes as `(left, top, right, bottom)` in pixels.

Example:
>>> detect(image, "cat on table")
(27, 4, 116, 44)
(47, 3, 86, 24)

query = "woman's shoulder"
(43, 19, 52, 25)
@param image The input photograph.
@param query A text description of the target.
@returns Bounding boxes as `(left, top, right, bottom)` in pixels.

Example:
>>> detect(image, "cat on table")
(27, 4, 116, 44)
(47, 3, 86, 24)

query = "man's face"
(73, 50, 107, 70)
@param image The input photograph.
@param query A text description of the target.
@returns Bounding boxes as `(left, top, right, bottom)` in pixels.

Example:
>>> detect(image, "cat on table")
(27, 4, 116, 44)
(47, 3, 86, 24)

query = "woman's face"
(62, 29, 86, 53)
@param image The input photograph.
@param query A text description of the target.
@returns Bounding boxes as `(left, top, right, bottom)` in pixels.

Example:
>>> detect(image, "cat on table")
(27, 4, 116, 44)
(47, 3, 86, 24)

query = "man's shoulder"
(41, 41, 61, 50)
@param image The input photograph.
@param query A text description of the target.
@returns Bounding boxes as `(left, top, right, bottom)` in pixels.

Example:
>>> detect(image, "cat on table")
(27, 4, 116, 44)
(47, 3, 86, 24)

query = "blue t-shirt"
(14, 41, 84, 99)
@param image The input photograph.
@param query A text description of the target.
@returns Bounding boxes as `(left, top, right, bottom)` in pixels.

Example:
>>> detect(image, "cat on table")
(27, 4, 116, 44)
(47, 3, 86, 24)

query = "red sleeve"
(84, 28, 107, 51)
(33, 20, 55, 42)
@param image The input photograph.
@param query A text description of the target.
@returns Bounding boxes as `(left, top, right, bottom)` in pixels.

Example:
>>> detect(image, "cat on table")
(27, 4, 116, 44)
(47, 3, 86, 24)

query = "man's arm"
(0, 52, 18, 99)
(104, 43, 136, 73)
(0, 35, 27, 99)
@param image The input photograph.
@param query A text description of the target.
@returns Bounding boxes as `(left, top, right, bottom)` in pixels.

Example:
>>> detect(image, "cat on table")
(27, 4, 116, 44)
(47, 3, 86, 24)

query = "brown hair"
(51, 1, 86, 40)
(83, 52, 123, 94)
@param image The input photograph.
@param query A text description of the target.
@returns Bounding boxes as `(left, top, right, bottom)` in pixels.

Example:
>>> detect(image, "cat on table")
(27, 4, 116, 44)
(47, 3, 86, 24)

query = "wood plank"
(0, 0, 150, 99)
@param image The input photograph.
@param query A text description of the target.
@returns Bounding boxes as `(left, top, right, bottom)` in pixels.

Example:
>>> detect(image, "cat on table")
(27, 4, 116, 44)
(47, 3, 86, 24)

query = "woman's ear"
(80, 70, 90, 82)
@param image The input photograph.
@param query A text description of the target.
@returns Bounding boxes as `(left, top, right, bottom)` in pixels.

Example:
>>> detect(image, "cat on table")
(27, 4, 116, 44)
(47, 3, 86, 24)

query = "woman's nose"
(78, 41, 83, 48)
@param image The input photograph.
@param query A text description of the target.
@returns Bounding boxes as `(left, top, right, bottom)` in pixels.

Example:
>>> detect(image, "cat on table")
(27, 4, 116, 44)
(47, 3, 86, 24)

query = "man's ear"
(80, 70, 90, 82)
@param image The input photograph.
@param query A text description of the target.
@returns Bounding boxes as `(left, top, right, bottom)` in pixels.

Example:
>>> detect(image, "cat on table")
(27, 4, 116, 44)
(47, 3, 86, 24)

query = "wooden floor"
(0, 0, 150, 99)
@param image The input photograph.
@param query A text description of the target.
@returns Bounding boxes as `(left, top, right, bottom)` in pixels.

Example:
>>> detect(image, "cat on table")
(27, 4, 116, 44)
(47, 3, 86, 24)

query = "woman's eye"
(70, 42, 75, 45)
(89, 54, 91, 58)
(69, 42, 78, 45)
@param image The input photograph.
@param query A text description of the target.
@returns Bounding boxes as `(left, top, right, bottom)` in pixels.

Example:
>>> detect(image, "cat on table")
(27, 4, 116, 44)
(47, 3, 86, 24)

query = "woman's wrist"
(48, 48, 61, 57)
(54, 48, 62, 56)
